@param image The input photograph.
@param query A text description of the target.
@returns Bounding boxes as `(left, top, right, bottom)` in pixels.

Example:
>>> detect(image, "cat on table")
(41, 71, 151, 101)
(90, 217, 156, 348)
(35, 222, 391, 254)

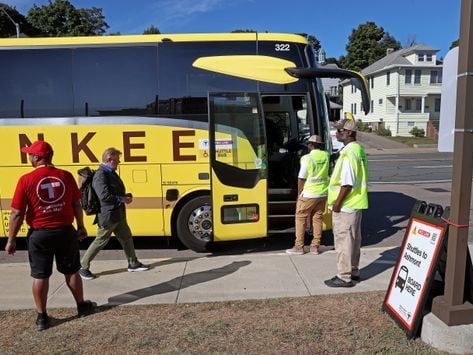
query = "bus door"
(262, 94, 311, 190)
(208, 92, 268, 241)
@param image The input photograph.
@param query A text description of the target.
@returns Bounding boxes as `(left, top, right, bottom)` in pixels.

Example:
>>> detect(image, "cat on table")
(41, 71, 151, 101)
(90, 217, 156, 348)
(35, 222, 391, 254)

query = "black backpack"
(77, 167, 100, 215)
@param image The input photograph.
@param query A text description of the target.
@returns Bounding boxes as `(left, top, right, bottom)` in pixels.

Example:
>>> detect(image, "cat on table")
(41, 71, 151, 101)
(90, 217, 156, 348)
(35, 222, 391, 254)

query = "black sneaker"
(79, 268, 96, 280)
(36, 312, 49, 331)
(77, 300, 96, 318)
(324, 276, 354, 288)
(127, 262, 150, 272)
(351, 275, 361, 282)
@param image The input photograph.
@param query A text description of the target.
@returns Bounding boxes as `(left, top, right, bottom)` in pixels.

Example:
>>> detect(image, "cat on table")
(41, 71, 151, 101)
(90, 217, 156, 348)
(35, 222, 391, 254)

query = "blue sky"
(6, 0, 461, 59)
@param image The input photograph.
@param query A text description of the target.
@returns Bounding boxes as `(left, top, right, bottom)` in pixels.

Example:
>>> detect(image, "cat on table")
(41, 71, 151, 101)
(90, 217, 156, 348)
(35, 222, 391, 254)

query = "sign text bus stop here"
(384, 213, 446, 338)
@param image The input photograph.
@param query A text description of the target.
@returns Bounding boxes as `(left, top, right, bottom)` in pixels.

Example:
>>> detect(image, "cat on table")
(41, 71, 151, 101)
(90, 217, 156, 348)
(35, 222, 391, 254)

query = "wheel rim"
(187, 205, 212, 242)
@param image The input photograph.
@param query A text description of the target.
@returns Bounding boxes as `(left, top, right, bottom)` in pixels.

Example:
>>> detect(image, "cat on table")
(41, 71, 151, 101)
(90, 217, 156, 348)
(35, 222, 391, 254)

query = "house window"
(435, 98, 441, 112)
(405, 69, 412, 84)
(351, 84, 354, 93)
(370, 100, 374, 113)
(351, 103, 353, 113)
(378, 98, 383, 105)
(418, 53, 424, 62)
(405, 98, 412, 110)
(408, 121, 415, 127)
(414, 70, 421, 84)
(370, 77, 374, 89)
(430, 70, 443, 84)
(354, 103, 357, 114)
(386, 71, 391, 86)
(426, 54, 432, 62)
(415, 98, 422, 111)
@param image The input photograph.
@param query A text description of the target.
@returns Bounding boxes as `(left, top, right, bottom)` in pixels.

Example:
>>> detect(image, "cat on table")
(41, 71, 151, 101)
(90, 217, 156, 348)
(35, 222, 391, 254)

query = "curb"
(413, 144, 437, 148)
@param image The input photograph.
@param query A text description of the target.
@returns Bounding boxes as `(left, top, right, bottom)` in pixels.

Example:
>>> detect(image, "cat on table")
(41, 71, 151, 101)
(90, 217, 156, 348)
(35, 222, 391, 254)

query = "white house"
(342, 45, 443, 137)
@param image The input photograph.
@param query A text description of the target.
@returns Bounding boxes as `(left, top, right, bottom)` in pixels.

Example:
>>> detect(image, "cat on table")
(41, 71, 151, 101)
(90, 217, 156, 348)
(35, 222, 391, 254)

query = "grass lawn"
(0, 291, 441, 354)
(385, 136, 438, 147)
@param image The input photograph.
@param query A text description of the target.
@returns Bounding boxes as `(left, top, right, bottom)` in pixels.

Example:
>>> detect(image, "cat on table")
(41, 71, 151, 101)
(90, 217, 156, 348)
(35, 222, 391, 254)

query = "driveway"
(357, 131, 408, 149)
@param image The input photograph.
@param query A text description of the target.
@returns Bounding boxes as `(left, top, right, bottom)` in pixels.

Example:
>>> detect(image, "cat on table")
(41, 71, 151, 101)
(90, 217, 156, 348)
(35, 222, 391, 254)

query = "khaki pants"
(332, 210, 362, 282)
(294, 196, 327, 248)
(81, 219, 138, 270)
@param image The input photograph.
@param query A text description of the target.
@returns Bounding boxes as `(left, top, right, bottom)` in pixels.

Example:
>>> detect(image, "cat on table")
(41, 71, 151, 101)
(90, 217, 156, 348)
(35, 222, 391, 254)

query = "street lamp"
(0, 6, 20, 38)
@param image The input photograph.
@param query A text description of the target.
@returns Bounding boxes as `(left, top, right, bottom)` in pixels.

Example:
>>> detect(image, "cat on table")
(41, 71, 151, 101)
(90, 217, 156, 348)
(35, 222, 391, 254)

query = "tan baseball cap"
(308, 135, 324, 144)
(337, 119, 358, 132)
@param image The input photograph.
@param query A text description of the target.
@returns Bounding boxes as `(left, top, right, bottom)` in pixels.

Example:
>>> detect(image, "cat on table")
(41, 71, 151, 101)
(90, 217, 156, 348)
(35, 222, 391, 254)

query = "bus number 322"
(275, 43, 290, 51)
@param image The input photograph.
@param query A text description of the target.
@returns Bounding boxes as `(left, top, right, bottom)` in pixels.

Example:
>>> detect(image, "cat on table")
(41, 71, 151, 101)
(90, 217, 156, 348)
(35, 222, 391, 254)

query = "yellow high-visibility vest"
(328, 142, 368, 209)
(302, 149, 329, 195)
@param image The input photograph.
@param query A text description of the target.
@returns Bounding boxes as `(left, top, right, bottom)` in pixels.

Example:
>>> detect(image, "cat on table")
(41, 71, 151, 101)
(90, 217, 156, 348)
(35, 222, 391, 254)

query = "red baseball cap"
(21, 140, 54, 157)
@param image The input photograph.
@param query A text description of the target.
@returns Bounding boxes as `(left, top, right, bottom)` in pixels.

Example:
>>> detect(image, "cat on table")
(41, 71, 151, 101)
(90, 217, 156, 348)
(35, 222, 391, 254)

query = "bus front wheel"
(176, 196, 212, 252)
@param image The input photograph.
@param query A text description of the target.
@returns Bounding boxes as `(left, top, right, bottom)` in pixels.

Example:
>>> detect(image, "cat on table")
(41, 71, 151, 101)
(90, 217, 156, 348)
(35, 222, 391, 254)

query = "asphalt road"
(369, 152, 453, 183)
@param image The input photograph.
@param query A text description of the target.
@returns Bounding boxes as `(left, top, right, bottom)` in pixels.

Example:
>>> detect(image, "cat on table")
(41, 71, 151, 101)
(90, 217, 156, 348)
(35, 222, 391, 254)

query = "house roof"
(362, 44, 439, 76)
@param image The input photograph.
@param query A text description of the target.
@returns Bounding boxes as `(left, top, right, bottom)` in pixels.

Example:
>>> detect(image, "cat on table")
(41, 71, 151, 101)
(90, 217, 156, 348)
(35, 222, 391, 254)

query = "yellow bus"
(0, 33, 370, 251)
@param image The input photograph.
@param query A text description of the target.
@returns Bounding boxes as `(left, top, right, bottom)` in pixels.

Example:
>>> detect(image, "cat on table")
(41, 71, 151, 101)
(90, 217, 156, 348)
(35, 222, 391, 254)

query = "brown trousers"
(294, 196, 327, 248)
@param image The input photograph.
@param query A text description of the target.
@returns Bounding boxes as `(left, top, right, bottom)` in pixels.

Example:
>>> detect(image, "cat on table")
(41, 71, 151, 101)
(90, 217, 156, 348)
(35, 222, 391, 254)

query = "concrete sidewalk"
(2, 245, 472, 311)
(0, 246, 414, 310)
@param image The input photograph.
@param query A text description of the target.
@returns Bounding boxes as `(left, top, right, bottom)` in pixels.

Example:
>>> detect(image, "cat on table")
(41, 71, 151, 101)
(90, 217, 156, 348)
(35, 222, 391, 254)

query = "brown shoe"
(309, 246, 320, 255)
(286, 246, 305, 255)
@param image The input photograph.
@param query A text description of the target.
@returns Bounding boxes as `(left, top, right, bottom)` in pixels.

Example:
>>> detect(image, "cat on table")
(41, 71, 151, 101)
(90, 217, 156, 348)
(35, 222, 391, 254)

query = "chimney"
(386, 48, 394, 56)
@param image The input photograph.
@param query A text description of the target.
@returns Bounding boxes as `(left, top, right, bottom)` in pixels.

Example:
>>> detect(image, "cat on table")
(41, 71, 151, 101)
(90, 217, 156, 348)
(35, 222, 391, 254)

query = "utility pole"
(0, 6, 20, 38)
(431, 0, 473, 326)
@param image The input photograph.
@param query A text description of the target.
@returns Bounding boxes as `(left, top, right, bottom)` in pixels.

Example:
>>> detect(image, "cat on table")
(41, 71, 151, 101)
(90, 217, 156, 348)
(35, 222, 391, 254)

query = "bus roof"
(0, 33, 308, 48)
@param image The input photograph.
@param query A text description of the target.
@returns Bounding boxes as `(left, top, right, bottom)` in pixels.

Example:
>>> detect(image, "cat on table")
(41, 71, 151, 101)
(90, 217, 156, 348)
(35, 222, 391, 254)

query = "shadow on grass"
(96, 260, 251, 310)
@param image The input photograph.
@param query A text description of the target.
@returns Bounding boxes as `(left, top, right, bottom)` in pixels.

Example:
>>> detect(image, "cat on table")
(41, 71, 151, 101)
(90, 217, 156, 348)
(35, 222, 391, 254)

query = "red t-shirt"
(11, 166, 81, 229)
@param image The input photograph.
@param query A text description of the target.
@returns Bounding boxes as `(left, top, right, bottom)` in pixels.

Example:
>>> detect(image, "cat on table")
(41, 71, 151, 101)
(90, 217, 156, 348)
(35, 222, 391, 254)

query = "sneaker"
(324, 276, 354, 288)
(285, 247, 305, 255)
(128, 262, 150, 272)
(309, 246, 320, 255)
(77, 300, 96, 318)
(79, 268, 96, 280)
(36, 312, 49, 331)
(351, 275, 361, 282)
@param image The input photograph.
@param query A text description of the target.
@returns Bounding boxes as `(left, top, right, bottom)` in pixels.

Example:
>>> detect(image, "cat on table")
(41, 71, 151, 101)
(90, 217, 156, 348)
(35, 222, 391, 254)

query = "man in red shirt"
(4, 140, 95, 331)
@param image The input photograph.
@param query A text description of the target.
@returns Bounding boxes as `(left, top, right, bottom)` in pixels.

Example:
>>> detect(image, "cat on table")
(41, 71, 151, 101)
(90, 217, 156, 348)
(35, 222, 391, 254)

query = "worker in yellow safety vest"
(324, 118, 368, 288)
(286, 135, 329, 255)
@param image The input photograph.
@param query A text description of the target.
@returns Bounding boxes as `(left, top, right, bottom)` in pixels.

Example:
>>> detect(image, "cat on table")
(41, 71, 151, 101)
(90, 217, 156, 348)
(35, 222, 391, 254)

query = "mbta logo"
(36, 176, 66, 204)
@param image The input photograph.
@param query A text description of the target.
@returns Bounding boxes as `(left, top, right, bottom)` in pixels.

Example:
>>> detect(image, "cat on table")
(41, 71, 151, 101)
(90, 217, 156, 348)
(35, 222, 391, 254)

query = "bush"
(409, 127, 425, 137)
(377, 127, 392, 136)
(357, 120, 371, 132)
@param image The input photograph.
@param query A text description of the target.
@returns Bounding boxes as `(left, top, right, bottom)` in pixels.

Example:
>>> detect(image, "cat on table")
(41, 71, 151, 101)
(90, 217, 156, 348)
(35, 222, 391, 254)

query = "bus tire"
(176, 196, 212, 252)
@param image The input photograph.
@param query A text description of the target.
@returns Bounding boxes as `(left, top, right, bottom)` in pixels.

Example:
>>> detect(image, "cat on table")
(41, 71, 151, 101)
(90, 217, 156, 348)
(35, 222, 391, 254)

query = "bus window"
(0, 49, 73, 118)
(157, 42, 257, 119)
(257, 41, 308, 92)
(72, 46, 158, 117)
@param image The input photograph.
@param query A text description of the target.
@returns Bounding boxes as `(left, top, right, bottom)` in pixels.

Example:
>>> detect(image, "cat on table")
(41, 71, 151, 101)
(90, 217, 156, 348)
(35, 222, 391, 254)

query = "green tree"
(296, 33, 321, 53)
(143, 25, 160, 34)
(340, 22, 401, 71)
(307, 34, 321, 53)
(325, 57, 339, 65)
(380, 32, 401, 53)
(450, 38, 459, 49)
(0, 3, 38, 37)
(26, 0, 108, 36)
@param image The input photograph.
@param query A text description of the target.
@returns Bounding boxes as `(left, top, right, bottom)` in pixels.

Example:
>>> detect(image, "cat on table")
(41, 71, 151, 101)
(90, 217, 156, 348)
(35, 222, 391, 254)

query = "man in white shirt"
(286, 135, 329, 255)
(324, 118, 369, 288)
